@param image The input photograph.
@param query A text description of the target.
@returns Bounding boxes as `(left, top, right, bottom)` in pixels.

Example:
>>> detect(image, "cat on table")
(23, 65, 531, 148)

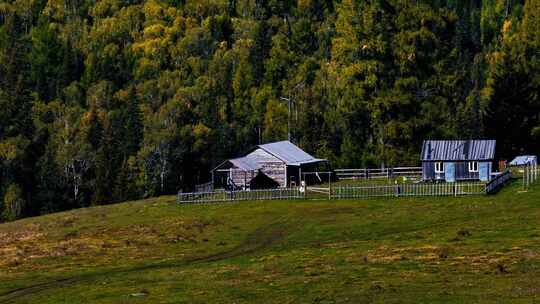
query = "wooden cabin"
(212, 141, 328, 189)
(421, 140, 496, 182)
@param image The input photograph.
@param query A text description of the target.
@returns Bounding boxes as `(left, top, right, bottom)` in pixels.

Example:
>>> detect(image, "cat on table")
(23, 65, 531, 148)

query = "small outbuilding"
(212, 140, 328, 189)
(249, 171, 281, 189)
(421, 139, 496, 182)
(211, 157, 262, 190)
(509, 155, 537, 166)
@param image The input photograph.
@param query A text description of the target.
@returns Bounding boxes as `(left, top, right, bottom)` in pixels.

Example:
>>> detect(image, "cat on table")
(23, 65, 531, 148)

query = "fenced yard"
(330, 182, 486, 199)
(329, 170, 511, 199)
(178, 170, 512, 204)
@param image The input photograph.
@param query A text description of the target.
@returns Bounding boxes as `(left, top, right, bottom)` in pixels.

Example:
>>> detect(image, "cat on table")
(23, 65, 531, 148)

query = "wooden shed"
(211, 157, 262, 189)
(421, 140, 496, 182)
(212, 141, 328, 189)
(509, 155, 537, 166)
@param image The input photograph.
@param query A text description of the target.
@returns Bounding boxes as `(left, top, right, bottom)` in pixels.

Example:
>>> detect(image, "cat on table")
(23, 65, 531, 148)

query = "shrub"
(3, 184, 25, 221)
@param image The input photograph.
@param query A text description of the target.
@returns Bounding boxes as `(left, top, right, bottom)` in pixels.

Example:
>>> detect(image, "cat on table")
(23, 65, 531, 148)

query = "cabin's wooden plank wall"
(230, 169, 256, 187)
(247, 149, 286, 187)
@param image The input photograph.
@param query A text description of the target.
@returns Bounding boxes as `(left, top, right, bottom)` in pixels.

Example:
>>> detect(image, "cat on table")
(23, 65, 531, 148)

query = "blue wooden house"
(421, 140, 496, 182)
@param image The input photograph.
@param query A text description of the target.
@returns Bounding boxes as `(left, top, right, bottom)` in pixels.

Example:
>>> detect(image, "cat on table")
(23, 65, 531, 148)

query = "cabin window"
(434, 162, 444, 173)
(468, 161, 479, 173)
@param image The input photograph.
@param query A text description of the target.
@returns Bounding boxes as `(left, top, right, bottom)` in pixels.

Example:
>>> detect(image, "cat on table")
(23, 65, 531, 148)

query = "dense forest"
(1, 0, 539, 221)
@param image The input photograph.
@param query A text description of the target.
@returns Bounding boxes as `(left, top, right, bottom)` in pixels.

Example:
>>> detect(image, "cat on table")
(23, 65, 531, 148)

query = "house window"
(468, 161, 479, 173)
(435, 162, 444, 173)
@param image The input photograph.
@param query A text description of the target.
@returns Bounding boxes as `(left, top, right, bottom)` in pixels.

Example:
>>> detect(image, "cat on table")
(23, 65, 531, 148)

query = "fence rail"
(486, 170, 511, 194)
(194, 181, 214, 193)
(335, 167, 422, 180)
(178, 182, 489, 204)
(178, 173, 514, 204)
(330, 182, 486, 199)
(178, 188, 303, 204)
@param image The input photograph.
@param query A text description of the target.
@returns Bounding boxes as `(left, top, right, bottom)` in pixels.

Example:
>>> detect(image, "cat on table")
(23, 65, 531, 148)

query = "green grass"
(0, 179, 539, 303)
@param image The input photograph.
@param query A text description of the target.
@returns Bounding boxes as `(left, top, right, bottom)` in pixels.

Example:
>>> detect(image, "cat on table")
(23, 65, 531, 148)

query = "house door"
(445, 162, 456, 182)
(479, 162, 490, 182)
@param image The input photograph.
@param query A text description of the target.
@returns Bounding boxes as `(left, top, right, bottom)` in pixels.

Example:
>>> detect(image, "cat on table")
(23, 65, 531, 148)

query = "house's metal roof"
(229, 156, 262, 171)
(212, 140, 325, 172)
(509, 155, 537, 166)
(258, 141, 324, 166)
(421, 140, 496, 161)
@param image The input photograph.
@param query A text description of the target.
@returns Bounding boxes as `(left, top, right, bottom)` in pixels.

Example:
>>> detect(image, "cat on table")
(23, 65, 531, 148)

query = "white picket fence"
(178, 182, 488, 204)
(519, 163, 538, 190)
(178, 172, 514, 204)
(177, 188, 304, 204)
(330, 182, 486, 199)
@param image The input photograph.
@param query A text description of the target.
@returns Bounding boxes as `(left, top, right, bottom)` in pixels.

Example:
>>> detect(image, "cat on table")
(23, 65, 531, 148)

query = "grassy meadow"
(0, 178, 539, 303)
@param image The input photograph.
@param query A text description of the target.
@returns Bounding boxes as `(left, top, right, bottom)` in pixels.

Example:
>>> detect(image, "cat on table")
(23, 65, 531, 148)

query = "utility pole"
(280, 96, 292, 142)
(280, 81, 304, 143)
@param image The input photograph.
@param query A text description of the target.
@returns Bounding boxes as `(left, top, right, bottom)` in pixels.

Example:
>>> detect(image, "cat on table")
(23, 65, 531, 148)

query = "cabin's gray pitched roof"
(421, 140, 496, 161)
(257, 140, 324, 166)
(229, 156, 262, 171)
(211, 156, 262, 172)
(212, 140, 325, 172)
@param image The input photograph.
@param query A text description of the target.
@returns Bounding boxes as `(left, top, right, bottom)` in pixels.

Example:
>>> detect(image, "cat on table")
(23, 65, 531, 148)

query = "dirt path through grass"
(0, 205, 509, 303)
(0, 217, 294, 303)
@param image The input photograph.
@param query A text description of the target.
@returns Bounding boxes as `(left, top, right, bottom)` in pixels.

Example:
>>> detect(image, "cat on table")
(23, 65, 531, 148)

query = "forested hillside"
(1, 0, 539, 221)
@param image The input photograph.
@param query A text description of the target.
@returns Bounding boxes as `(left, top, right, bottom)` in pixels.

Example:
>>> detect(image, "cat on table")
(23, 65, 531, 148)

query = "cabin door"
(479, 162, 490, 182)
(444, 162, 456, 182)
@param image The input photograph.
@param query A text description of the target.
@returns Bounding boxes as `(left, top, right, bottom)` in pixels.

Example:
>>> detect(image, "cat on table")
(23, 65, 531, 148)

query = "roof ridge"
(256, 140, 319, 165)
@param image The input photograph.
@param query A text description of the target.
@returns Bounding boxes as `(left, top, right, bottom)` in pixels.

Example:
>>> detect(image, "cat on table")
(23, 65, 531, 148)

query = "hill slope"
(2, 0, 540, 219)
(1, 180, 539, 303)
